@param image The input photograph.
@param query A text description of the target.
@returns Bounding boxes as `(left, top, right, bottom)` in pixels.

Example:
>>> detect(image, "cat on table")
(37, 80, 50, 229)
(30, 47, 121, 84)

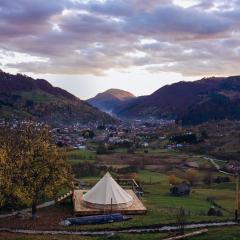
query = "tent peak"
(104, 172, 111, 177)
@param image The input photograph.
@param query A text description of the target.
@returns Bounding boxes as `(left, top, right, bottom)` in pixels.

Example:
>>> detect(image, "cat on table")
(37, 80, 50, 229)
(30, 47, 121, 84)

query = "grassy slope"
(66, 149, 96, 164)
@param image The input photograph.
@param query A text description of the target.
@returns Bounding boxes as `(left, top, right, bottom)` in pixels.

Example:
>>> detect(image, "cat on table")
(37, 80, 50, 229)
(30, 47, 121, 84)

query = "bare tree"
(175, 207, 187, 235)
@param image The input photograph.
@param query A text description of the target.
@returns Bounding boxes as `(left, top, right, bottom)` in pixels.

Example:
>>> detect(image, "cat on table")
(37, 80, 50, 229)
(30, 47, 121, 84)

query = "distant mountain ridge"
(0, 70, 115, 126)
(87, 88, 136, 114)
(114, 76, 240, 125)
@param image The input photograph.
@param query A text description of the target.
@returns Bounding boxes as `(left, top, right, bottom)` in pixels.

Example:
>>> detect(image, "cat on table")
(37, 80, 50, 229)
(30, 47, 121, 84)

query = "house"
(142, 142, 149, 148)
(74, 144, 86, 150)
(170, 183, 191, 196)
(185, 161, 199, 169)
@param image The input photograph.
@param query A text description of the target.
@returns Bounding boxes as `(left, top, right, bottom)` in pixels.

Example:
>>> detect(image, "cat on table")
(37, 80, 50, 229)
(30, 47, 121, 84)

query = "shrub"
(185, 169, 199, 186)
(168, 175, 179, 185)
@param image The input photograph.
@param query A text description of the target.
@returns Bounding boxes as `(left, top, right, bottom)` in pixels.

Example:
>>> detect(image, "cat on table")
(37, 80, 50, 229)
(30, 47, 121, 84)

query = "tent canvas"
(83, 172, 133, 209)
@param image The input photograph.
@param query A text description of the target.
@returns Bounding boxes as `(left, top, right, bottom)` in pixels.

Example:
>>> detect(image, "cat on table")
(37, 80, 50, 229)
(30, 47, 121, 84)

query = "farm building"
(73, 172, 147, 215)
(170, 182, 191, 196)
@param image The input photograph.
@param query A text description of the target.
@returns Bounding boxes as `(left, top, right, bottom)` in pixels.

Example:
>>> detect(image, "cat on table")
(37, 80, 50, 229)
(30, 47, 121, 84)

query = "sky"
(0, 0, 240, 99)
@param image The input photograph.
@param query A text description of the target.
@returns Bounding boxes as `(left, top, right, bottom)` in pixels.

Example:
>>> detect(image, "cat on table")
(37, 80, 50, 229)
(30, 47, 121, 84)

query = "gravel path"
(0, 221, 238, 236)
(197, 155, 233, 176)
(0, 191, 72, 219)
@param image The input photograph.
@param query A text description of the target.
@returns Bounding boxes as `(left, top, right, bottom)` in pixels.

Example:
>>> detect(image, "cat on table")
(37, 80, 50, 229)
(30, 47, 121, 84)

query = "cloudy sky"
(0, 0, 240, 99)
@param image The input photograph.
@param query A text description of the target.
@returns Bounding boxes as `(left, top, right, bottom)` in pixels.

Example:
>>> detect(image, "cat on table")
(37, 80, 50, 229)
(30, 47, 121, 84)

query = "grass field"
(66, 149, 96, 164)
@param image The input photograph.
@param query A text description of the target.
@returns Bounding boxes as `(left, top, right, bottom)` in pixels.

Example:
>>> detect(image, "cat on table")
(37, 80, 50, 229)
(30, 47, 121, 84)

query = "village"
(51, 119, 174, 150)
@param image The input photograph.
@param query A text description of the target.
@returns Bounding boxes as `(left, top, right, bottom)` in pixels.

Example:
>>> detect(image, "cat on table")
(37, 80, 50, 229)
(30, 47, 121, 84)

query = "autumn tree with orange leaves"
(0, 122, 72, 219)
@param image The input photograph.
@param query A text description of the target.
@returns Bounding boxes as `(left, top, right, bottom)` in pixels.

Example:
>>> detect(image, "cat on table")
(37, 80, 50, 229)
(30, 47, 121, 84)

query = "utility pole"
(233, 160, 240, 222)
(235, 173, 239, 222)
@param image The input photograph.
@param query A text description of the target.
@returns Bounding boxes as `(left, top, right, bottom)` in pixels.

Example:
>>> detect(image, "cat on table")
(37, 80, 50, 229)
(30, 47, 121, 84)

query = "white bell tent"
(83, 172, 133, 209)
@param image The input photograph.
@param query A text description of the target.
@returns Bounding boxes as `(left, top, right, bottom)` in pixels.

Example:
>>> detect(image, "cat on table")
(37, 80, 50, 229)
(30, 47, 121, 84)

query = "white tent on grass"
(83, 172, 133, 209)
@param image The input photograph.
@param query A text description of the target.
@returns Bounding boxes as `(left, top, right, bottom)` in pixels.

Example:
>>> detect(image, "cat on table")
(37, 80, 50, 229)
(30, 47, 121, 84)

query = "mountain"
(87, 88, 136, 114)
(0, 70, 116, 126)
(115, 76, 240, 125)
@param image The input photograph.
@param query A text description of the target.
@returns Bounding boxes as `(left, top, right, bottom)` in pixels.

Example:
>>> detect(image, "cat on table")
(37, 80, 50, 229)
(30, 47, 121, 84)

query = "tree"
(185, 169, 199, 186)
(96, 143, 108, 154)
(175, 207, 187, 235)
(168, 174, 179, 185)
(203, 171, 213, 186)
(0, 122, 72, 219)
(201, 130, 208, 139)
(82, 130, 95, 139)
(127, 147, 135, 154)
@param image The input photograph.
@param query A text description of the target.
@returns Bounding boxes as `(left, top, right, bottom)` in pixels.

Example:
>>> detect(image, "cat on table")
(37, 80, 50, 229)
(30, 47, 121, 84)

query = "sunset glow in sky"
(1, 0, 240, 99)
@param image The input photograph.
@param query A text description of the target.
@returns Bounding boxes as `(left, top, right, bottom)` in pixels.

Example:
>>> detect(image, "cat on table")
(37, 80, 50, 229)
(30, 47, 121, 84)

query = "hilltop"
(87, 88, 135, 114)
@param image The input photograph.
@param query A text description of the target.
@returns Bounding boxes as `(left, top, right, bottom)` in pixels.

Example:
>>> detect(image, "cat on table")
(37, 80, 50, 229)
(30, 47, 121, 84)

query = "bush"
(203, 171, 213, 186)
(214, 176, 230, 184)
(168, 175, 179, 185)
(127, 147, 135, 154)
(72, 163, 108, 178)
(185, 169, 199, 186)
(170, 133, 199, 144)
(208, 207, 217, 216)
(96, 143, 108, 154)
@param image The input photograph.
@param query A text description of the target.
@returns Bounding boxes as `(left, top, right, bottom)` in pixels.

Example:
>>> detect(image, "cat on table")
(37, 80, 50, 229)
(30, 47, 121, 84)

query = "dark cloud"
(0, 0, 240, 76)
(124, 5, 231, 37)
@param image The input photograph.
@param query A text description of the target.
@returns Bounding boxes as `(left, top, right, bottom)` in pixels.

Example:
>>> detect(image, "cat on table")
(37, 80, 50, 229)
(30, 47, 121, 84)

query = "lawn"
(138, 170, 170, 184)
(66, 149, 96, 164)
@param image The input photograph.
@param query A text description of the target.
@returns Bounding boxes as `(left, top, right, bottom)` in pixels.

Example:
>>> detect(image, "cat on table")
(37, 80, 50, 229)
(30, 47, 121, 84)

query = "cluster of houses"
(51, 119, 172, 150)
(51, 126, 87, 149)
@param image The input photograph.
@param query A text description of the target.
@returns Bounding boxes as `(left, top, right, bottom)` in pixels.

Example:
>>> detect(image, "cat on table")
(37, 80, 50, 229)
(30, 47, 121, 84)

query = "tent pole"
(111, 198, 113, 214)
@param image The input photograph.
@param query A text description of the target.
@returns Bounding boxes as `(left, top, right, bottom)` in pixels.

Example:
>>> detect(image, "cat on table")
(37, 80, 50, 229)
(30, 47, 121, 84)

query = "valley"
(1, 0, 240, 239)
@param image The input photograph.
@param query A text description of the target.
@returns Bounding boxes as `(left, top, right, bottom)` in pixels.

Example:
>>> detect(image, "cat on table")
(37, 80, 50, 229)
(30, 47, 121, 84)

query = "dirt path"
(0, 221, 237, 236)
(0, 191, 72, 219)
(197, 155, 233, 176)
